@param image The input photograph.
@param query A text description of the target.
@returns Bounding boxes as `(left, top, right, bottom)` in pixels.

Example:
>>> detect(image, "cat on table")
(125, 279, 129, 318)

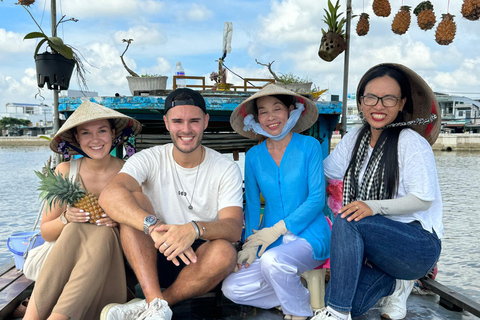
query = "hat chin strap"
(359, 111, 437, 131)
(243, 103, 304, 141)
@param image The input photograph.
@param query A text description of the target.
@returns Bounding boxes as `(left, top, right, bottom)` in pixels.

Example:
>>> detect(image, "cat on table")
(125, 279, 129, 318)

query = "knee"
(204, 240, 237, 272)
(221, 274, 238, 301)
(259, 249, 294, 276)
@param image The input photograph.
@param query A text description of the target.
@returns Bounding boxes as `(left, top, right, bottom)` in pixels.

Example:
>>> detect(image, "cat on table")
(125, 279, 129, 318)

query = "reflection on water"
(0, 147, 478, 301)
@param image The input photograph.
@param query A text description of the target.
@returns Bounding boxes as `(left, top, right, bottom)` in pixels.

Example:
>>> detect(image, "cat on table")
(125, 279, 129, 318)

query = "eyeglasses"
(361, 94, 401, 108)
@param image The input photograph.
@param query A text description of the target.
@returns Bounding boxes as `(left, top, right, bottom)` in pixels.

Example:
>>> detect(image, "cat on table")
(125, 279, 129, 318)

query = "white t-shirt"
(324, 127, 444, 238)
(120, 144, 243, 225)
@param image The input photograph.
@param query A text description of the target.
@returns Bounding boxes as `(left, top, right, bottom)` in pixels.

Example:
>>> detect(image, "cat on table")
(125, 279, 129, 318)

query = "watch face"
(60, 214, 68, 224)
(145, 215, 157, 225)
(144, 215, 158, 234)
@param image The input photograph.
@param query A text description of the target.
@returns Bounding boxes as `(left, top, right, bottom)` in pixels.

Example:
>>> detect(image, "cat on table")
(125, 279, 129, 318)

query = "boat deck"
(168, 293, 478, 320)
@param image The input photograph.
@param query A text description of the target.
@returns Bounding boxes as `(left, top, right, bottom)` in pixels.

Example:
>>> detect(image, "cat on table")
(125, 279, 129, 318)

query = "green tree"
(0, 117, 31, 132)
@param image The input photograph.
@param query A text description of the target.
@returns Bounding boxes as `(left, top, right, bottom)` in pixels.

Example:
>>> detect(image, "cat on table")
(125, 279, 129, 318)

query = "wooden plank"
(0, 265, 33, 320)
(0, 269, 22, 292)
(0, 263, 14, 278)
(420, 277, 480, 317)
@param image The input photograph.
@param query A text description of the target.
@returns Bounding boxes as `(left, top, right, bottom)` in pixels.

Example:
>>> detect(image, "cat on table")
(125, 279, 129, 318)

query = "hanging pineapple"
(392, 6, 411, 35)
(414, 1, 436, 30)
(373, 0, 391, 17)
(435, 14, 456, 45)
(35, 166, 104, 224)
(356, 13, 370, 36)
(461, 0, 480, 21)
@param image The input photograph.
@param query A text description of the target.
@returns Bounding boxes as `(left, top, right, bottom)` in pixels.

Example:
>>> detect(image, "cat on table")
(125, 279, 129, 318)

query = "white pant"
(222, 234, 324, 317)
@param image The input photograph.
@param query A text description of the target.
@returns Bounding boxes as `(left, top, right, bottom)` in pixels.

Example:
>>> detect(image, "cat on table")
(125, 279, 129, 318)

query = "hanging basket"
(35, 52, 75, 91)
(318, 32, 347, 62)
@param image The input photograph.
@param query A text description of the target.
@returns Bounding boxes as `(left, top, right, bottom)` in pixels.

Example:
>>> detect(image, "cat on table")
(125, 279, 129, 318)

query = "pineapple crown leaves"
(441, 13, 455, 19)
(35, 165, 86, 212)
(414, 1, 434, 15)
(359, 12, 370, 19)
(321, 0, 347, 37)
(399, 5, 411, 12)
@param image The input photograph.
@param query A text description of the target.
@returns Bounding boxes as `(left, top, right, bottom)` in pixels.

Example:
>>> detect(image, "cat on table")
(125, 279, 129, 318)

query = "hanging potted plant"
(121, 39, 168, 95)
(8, 0, 88, 91)
(318, 0, 347, 62)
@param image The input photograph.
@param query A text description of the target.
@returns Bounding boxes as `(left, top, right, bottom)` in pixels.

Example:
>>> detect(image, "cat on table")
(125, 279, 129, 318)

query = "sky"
(1, 0, 480, 110)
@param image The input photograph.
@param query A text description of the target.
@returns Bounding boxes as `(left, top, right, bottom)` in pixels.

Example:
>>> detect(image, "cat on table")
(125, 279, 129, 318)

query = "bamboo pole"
(341, 0, 352, 137)
(51, 0, 60, 164)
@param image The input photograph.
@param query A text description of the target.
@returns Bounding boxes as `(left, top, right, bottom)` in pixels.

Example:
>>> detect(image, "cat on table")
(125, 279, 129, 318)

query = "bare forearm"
(197, 217, 242, 242)
(99, 184, 147, 231)
(40, 216, 65, 241)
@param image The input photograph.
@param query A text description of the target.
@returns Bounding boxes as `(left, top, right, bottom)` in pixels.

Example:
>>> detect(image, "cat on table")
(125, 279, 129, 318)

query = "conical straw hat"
(357, 63, 441, 145)
(50, 101, 142, 155)
(230, 83, 318, 139)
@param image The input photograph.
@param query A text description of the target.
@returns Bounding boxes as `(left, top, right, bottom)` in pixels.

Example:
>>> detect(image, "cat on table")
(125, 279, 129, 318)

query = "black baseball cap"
(164, 88, 207, 114)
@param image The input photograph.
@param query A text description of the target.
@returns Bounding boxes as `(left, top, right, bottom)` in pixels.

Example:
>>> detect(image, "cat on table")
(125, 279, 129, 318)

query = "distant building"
(436, 93, 480, 133)
(340, 93, 480, 133)
(0, 102, 53, 136)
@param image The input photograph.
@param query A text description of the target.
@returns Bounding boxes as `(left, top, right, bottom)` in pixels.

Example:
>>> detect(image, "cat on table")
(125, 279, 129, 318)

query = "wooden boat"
(1, 84, 479, 319)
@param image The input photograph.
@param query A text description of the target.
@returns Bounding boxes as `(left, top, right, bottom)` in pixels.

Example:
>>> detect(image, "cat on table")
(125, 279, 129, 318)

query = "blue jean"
(325, 215, 441, 317)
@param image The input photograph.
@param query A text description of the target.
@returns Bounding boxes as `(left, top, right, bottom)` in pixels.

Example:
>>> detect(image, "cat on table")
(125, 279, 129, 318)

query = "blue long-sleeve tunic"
(244, 133, 331, 260)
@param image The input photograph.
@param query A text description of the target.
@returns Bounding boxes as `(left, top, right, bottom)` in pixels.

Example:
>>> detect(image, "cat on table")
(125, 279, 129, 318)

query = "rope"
(221, 62, 261, 89)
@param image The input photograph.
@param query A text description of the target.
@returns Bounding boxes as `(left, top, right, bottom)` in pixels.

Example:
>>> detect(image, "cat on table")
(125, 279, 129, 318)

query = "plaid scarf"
(342, 129, 387, 206)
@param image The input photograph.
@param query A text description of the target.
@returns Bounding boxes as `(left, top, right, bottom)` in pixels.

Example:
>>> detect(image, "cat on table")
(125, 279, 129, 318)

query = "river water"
(0, 146, 479, 302)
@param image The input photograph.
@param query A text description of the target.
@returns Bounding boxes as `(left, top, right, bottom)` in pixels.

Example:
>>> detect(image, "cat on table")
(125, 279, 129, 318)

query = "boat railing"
(173, 75, 275, 91)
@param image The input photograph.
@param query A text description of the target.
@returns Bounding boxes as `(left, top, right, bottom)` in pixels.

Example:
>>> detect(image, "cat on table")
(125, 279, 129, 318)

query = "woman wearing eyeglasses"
(312, 64, 443, 320)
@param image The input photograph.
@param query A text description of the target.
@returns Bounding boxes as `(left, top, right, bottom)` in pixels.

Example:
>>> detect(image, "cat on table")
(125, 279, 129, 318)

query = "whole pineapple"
(392, 6, 411, 35)
(356, 13, 370, 36)
(35, 166, 104, 223)
(373, 0, 391, 17)
(435, 14, 456, 45)
(414, 1, 436, 30)
(461, 0, 480, 21)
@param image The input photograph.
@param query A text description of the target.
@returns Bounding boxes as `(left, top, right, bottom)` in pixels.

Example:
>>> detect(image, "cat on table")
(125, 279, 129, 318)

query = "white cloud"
(60, 0, 164, 18)
(257, 0, 323, 45)
(114, 26, 167, 47)
(186, 3, 213, 21)
(0, 68, 45, 107)
(0, 29, 32, 54)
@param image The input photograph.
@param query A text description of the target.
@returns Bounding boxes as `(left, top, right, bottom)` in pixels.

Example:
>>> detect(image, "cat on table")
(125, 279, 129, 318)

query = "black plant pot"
(35, 52, 75, 91)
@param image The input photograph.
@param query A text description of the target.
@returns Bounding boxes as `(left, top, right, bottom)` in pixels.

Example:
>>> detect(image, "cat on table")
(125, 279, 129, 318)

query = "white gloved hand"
(235, 245, 258, 272)
(243, 220, 287, 256)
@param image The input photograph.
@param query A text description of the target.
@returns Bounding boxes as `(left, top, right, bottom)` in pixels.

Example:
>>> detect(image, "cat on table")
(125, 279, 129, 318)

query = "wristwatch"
(60, 210, 69, 225)
(143, 215, 158, 234)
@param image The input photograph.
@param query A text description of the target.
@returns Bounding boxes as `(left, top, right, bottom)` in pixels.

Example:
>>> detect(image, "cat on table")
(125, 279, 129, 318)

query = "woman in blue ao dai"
(222, 84, 331, 320)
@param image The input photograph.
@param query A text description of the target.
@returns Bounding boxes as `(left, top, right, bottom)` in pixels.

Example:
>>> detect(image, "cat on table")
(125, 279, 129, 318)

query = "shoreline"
(331, 133, 480, 151)
(2, 133, 480, 151)
(0, 137, 50, 147)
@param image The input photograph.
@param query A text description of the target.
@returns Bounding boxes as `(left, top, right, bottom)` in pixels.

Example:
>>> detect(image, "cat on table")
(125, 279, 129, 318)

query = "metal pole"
(51, 0, 61, 164)
(341, 0, 352, 137)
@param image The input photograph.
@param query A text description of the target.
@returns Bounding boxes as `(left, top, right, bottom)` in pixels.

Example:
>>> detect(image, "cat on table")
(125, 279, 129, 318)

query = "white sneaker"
(100, 298, 146, 320)
(137, 298, 173, 320)
(380, 279, 415, 319)
(311, 308, 352, 320)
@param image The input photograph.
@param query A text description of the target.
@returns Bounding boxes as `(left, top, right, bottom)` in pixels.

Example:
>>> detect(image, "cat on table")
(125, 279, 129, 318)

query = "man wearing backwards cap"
(99, 88, 243, 320)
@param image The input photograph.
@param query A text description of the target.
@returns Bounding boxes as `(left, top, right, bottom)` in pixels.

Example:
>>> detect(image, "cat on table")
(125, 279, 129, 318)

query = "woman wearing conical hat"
(222, 84, 331, 320)
(24, 101, 141, 320)
(312, 64, 443, 320)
